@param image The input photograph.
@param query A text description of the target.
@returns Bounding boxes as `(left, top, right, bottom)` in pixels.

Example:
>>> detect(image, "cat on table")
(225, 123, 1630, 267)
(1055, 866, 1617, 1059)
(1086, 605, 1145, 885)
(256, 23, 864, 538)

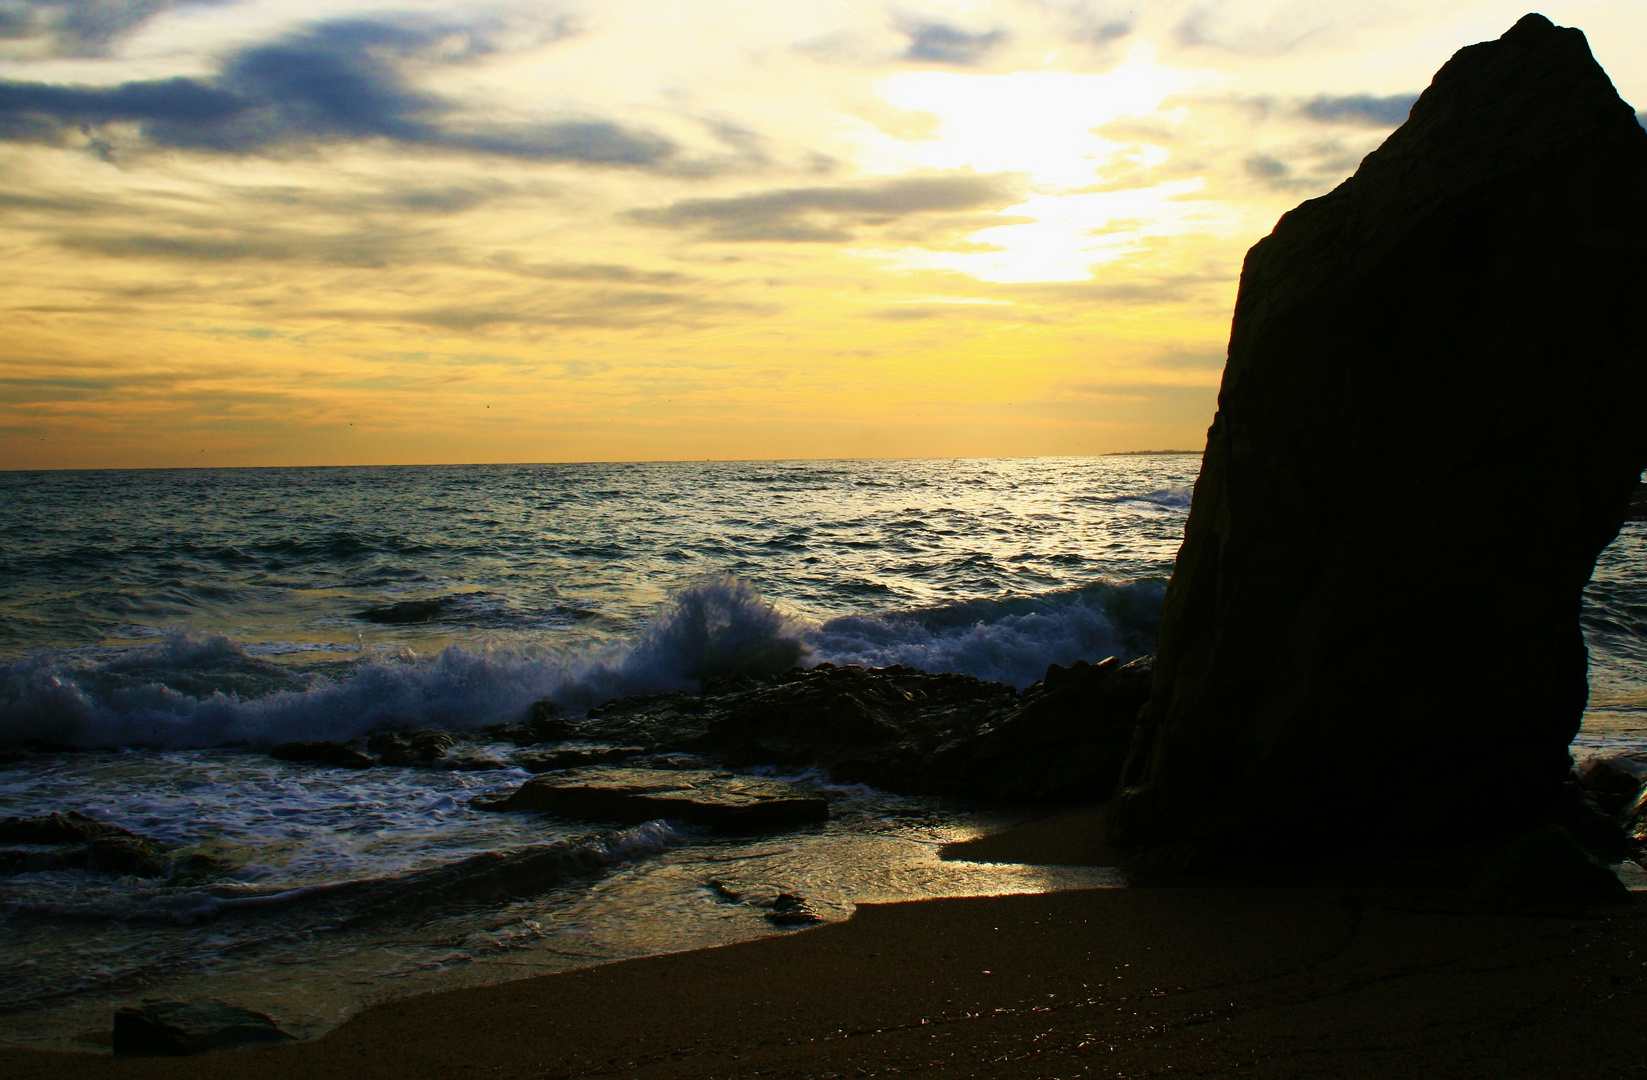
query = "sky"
(1, 1, 1643, 469)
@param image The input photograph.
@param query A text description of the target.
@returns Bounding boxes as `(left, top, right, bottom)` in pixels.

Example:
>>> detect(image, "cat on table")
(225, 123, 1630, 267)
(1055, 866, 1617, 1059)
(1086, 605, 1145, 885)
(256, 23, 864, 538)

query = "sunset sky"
(2, 0, 1643, 469)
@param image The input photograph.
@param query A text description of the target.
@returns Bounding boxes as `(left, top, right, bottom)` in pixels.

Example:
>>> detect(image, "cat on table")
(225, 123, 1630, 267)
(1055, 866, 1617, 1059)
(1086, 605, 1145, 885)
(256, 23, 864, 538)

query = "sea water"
(1, 456, 1644, 1048)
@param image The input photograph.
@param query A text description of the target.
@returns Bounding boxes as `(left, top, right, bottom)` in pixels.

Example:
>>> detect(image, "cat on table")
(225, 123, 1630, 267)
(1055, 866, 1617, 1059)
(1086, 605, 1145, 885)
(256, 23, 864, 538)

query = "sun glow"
(847, 45, 1221, 283)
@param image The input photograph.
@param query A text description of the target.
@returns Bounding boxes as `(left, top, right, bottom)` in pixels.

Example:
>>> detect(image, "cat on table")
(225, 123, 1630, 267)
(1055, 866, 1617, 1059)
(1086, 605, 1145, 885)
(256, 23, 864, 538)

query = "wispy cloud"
(0, 0, 232, 57)
(630, 172, 1024, 242)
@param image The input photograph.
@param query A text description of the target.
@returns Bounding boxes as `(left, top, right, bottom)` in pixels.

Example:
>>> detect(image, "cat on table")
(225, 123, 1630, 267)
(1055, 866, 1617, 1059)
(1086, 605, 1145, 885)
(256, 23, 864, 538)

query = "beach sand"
(3, 808, 1644, 1079)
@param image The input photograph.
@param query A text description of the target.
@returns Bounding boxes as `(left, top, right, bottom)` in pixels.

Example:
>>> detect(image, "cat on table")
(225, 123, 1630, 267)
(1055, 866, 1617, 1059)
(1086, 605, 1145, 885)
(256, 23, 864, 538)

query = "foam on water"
(0, 574, 1160, 749)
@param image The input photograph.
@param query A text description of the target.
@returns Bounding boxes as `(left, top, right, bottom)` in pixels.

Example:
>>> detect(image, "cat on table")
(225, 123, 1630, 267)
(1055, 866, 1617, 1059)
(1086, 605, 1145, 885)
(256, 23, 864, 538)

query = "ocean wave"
(811, 579, 1163, 688)
(0, 575, 1162, 750)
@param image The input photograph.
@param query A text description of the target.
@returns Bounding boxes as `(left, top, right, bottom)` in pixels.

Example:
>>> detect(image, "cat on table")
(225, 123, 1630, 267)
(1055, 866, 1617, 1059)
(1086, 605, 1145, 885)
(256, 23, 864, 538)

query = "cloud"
(1243, 152, 1288, 179)
(630, 172, 1024, 242)
(0, 15, 676, 165)
(899, 21, 1007, 65)
(1299, 93, 1417, 126)
(0, 0, 228, 57)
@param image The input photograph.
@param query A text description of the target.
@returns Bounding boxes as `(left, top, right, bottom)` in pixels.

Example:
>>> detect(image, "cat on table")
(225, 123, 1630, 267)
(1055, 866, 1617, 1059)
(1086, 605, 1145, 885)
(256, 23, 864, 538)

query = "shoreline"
(4, 811, 1645, 1078)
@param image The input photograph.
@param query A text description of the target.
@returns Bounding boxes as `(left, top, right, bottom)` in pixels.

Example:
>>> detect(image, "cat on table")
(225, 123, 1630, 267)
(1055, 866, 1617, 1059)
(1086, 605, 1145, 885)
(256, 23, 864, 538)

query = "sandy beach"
(2, 808, 1642, 1080)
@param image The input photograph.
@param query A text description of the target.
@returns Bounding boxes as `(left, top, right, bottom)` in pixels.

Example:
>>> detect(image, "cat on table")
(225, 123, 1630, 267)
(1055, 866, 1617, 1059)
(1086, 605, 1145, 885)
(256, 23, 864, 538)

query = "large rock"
(475, 766, 830, 832)
(1114, 16, 1647, 866)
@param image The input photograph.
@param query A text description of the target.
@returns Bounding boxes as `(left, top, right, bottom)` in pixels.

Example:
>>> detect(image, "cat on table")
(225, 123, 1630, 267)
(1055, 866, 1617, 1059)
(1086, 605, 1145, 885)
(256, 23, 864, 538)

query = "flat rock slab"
(476, 767, 828, 832)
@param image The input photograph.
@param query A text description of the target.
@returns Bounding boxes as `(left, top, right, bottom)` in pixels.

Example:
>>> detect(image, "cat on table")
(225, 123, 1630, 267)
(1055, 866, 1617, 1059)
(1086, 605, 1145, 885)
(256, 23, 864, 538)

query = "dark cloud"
(1244, 153, 1288, 180)
(899, 21, 1007, 65)
(1299, 93, 1417, 126)
(630, 172, 1023, 242)
(0, 0, 229, 57)
(0, 15, 675, 165)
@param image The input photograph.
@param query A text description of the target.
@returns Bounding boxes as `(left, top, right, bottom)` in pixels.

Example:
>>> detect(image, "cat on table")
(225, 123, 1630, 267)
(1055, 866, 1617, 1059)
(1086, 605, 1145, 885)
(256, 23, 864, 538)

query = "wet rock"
(112, 1000, 295, 1056)
(1469, 824, 1629, 908)
(368, 729, 456, 767)
(484, 703, 576, 746)
(269, 740, 374, 769)
(1114, 15, 1647, 867)
(512, 745, 648, 773)
(0, 810, 140, 845)
(1551, 777, 1631, 866)
(569, 660, 1165, 801)
(354, 598, 446, 624)
(86, 836, 170, 878)
(438, 754, 507, 772)
(934, 656, 1152, 803)
(1579, 755, 1644, 814)
(475, 766, 829, 832)
(706, 880, 830, 925)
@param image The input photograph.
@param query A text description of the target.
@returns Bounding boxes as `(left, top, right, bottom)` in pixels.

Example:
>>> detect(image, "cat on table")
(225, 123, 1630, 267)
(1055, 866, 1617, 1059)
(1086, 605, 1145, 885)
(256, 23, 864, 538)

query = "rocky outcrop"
(566, 660, 1150, 801)
(1114, 15, 1647, 867)
(475, 767, 830, 832)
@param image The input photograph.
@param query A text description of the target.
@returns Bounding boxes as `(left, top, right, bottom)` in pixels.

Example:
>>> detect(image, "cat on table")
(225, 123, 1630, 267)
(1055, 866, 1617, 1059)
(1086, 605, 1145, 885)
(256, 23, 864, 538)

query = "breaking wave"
(0, 575, 1162, 750)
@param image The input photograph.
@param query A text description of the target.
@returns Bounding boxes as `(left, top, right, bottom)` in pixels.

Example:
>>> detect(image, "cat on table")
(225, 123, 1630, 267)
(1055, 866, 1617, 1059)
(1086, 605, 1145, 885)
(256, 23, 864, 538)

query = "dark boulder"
(269, 741, 374, 769)
(475, 766, 829, 832)
(112, 1001, 294, 1056)
(934, 656, 1152, 803)
(1113, 15, 1647, 867)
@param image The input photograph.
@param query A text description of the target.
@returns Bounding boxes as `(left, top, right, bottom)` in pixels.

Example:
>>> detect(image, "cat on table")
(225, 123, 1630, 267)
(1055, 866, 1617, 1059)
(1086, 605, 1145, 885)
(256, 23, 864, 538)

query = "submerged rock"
(112, 1000, 294, 1056)
(0, 810, 138, 845)
(475, 766, 829, 832)
(353, 598, 446, 624)
(269, 740, 374, 769)
(1114, 15, 1647, 867)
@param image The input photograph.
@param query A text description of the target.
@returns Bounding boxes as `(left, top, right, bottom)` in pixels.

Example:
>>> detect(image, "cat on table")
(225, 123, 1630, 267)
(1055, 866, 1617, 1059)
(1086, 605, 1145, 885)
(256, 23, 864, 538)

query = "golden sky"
(2, 0, 1643, 468)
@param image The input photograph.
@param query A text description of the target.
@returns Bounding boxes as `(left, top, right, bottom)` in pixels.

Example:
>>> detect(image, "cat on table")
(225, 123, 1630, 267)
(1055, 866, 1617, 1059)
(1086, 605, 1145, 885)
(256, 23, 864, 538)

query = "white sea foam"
(0, 575, 1159, 750)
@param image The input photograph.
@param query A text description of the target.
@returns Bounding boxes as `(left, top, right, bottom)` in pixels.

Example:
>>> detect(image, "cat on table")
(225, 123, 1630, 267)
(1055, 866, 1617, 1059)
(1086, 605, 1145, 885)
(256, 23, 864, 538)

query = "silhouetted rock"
(475, 766, 829, 832)
(1114, 15, 1647, 868)
(935, 657, 1153, 803)
(269, 740, 374, 769)
(112, 1001, 294, 1056)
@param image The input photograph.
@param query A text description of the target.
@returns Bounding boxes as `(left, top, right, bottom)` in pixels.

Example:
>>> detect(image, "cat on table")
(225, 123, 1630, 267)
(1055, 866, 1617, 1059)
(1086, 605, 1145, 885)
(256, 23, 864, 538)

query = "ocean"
(3, 455, 1645, 1049)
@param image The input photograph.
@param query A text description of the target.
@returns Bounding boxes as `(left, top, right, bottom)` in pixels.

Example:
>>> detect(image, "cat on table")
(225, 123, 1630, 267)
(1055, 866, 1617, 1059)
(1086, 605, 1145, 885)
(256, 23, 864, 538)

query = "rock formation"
(1113, 15, 1647, 867)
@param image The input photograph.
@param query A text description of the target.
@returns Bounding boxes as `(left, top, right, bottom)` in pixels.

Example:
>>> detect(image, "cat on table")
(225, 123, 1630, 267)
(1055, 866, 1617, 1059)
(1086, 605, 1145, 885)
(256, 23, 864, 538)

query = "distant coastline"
(1103, 449, 1202, 456)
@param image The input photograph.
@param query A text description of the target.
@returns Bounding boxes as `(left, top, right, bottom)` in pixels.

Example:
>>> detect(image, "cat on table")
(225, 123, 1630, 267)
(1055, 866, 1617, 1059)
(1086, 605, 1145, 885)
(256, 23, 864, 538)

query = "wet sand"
(4, 809, 1644, 1079)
